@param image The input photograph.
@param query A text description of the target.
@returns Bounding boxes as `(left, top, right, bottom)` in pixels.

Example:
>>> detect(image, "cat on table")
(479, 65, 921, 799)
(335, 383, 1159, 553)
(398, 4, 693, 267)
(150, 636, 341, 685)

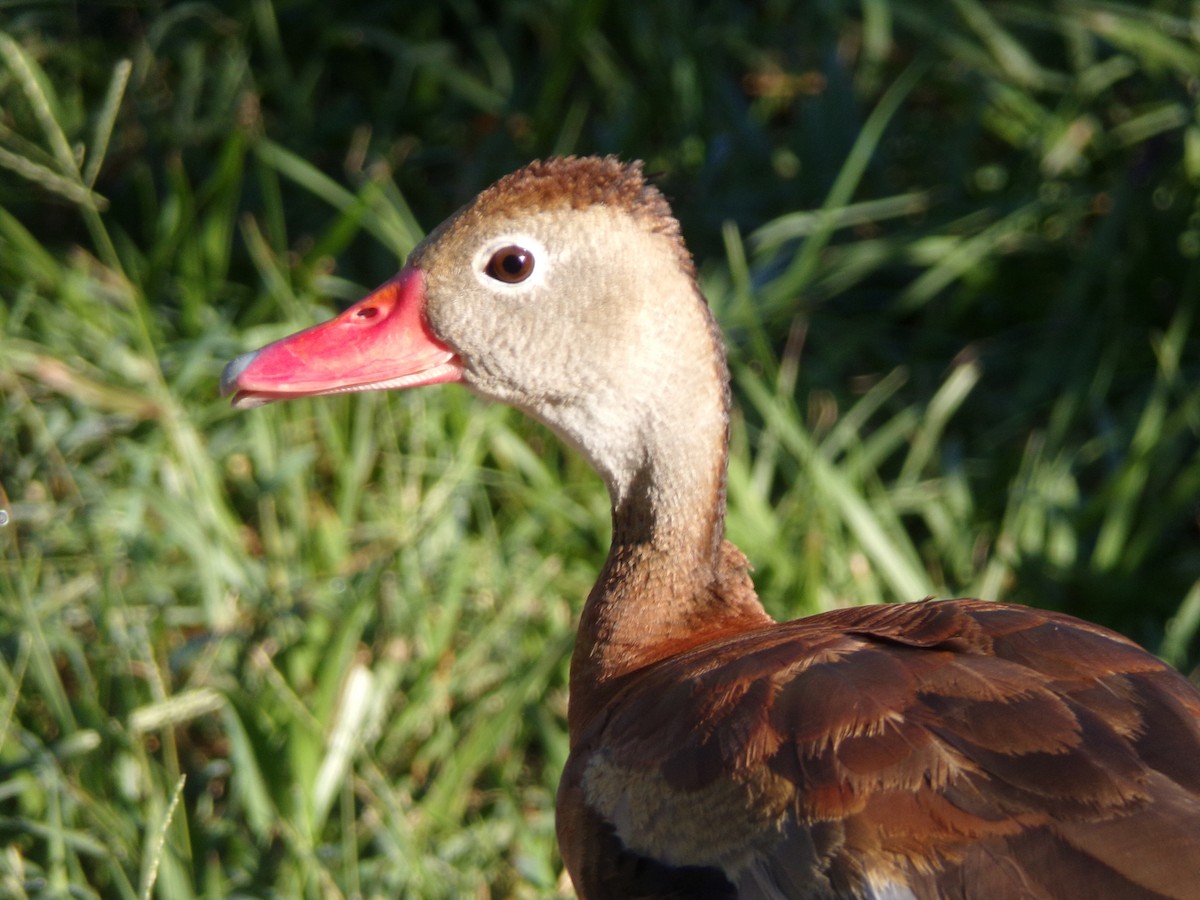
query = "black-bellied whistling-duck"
(223, 157, 1200, 899)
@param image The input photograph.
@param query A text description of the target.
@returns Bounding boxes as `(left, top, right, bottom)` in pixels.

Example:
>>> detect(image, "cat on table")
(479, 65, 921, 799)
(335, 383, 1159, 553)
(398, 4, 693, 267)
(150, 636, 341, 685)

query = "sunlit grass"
(2, 2, 1198, 896)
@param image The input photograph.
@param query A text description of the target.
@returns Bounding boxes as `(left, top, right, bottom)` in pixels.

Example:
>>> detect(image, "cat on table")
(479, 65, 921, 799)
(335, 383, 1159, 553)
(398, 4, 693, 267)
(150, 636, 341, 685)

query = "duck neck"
(567, 311, 771, 734)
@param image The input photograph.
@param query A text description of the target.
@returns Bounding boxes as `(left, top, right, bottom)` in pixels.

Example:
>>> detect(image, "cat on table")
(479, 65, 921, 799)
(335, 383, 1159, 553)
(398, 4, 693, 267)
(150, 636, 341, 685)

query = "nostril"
(355, 306, 380, 319)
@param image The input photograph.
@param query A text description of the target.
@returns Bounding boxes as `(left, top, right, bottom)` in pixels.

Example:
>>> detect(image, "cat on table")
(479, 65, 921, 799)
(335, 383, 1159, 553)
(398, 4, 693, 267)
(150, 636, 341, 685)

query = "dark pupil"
(501, 251, 526, 275)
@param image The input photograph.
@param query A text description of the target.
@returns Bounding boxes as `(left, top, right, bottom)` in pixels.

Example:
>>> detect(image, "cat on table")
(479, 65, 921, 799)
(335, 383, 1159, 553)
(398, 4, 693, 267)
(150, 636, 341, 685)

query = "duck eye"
(485, 245, 535, 284)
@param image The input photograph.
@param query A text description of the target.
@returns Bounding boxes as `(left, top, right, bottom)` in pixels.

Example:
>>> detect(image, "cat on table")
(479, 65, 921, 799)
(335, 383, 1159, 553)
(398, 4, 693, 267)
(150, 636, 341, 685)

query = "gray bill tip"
(220, 350, 260, 397)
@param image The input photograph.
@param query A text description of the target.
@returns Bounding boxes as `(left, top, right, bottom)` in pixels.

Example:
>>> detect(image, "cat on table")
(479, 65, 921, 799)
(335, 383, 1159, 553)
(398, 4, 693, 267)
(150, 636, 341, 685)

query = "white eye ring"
(472, 233, 550, 293)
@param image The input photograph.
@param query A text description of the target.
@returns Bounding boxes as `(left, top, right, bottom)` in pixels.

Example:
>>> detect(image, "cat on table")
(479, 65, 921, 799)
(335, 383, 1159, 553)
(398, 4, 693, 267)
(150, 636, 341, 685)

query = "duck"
(222, 156, 1200, 899)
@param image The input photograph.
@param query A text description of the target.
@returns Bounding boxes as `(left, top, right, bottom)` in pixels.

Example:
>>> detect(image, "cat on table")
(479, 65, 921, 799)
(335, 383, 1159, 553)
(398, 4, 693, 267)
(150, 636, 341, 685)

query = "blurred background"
(1, 1, 1198, 896)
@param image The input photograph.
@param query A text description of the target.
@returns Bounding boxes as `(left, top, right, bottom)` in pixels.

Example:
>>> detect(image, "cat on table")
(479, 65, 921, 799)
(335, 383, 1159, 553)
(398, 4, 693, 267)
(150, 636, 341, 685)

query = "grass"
(1, 1, 1199, 896)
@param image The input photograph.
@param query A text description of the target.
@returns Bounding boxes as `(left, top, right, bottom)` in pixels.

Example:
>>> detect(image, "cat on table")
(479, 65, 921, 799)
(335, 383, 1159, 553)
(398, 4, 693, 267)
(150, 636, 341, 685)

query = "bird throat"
(567, 342, 772, 736)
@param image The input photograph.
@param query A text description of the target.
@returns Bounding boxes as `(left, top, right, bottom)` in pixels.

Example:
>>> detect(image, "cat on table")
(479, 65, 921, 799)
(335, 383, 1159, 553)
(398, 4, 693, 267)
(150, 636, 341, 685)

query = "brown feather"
(561, 599, 1200, 899)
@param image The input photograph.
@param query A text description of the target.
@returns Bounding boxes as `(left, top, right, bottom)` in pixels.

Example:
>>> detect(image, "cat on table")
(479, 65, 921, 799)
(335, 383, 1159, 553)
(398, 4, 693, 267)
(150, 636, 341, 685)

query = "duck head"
(222, 156, 730, 512)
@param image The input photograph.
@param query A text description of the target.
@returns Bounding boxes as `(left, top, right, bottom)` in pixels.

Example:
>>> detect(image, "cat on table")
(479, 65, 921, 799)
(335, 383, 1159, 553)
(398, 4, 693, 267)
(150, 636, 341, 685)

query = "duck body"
(560, 596, 1200, 899)
(223, 157, 1200, 899)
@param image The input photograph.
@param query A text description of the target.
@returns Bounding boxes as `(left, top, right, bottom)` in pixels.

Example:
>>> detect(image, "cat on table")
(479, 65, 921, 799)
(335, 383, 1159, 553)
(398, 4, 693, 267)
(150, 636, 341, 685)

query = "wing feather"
(559, 599, 1200, 899)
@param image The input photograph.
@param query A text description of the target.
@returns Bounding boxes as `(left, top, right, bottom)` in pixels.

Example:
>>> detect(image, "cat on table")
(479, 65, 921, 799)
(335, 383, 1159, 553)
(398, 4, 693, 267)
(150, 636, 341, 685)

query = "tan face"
(412, 203, 668, 417)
